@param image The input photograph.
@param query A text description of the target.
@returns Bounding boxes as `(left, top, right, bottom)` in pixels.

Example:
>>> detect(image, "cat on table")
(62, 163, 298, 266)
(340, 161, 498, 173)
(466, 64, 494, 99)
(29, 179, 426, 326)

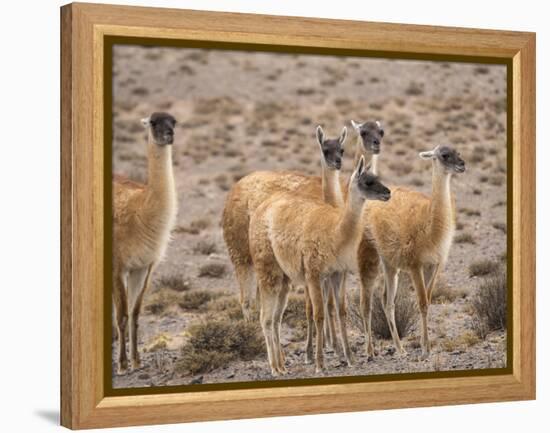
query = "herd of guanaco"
(113, 111, 465, 377)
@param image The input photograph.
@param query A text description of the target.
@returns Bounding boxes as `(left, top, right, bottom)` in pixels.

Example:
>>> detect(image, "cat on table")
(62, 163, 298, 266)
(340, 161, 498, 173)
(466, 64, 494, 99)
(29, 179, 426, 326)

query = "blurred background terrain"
(111, 45, 507, 388)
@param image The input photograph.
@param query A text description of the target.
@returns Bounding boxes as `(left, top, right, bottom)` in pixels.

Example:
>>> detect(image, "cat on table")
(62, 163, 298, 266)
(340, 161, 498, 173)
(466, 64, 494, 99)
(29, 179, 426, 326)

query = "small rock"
(190, 376, 204, 385)
(226, 373, 235, 379)
(138, 373, 150, 380)
(384, 347, 396, 356)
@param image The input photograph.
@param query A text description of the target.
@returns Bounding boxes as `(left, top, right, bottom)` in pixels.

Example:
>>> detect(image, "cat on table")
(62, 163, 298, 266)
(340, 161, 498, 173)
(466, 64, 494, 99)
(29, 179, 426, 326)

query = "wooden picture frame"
(60, 2, 535, 429)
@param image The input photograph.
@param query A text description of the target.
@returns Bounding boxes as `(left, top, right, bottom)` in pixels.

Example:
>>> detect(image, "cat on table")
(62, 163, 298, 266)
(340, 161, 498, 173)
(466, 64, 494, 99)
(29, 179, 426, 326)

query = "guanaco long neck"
(143, 134, 177, 222)
(429, 162, 454, 243)
(353, 136, 379, 176)
(333, 183, 365, 254)
(321, 162, 343, 207)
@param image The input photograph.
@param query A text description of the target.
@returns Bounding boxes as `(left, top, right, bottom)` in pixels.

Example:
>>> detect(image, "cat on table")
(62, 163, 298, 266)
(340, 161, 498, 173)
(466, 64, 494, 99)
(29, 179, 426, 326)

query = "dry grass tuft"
(144, 289, 182, 316)
(206, 296, 244, 320)
(431, 284, 469, 304)
(349, 279, 417, 340)
(193, 240, 218, 255)
(175, 217, 211, 235)
(460, 208, 481, 217)
(157, 274, 191, 292)
(175, 317, 265, 375)
(469, 259, 500, 277)
(440, 331, 480, 352)
(283, 294, 307, 341)
(454, 232, 475, 244)
(405, 82, 424, 96)
(492, 222, 507, 233)
(470, 270, 507, 338)
(178, 290, 220, 311)
(198, 262, 227, 278)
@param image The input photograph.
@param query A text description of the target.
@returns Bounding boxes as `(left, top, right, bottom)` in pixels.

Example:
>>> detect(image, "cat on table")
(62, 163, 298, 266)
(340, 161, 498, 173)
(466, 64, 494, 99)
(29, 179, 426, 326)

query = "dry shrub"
(178, 290, 219, 311)
(175, 217, 211, 235)
(474, 66, 490, 75)
(349, 278, 417, 340)
(405, 82, 424, 96)
(193, 240, 217, 256)
(283, 294, 307, 341)
(492, 222, 507, 233)
(175, 318, 265, 375)
(431, 284, 469, 304)
(455, 232, 475, 244)
(144, 289, 182, 315)
(470, 146, 486, 163)
(198, 262, 226, 278)
(157, 274, 191, 292)
(460, 208, 481, 217)
(440, 331, 480, 352)
(206, 296, 244, 320)
(489, 176, 505, 186)
(469, 259, 500, 277)
(132, 86, 149, 96)
(470, 271, 507, 338)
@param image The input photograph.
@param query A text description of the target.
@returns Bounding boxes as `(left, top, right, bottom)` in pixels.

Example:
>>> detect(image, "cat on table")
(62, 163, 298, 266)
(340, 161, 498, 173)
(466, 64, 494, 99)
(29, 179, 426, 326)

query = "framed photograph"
(60, 2, 535, 429)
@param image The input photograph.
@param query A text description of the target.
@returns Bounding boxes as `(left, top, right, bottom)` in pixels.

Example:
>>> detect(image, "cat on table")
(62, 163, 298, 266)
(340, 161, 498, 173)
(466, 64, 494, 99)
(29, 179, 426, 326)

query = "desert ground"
(111, 45, 508, 388)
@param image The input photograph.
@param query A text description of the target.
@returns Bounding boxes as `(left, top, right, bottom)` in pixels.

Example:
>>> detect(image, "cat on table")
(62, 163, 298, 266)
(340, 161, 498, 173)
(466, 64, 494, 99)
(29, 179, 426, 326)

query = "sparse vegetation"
(405, 81, 424, 96)
(175, 318, 265, 375)
(470, 270, 507, 338)
(431, 284, 469, 303)
(198, 262, 227, 278)
(492, 222, 506, 233)
(178, 290, 219, 311)
(193, 240, 217, 255)
(175, 217, 211, 235)
(489, 176, 505, 186)
(469, 259, 500, 277)
(349, 280, 417, 340)
(455, 232, 475, 244)
(440, 331, 480, 352)
(206, 296, 244, 320)
(144, 289, 182, 315)
(283, 295, 307, 341)
(460, 208, 481, 217)
(157, 274, 191, 292)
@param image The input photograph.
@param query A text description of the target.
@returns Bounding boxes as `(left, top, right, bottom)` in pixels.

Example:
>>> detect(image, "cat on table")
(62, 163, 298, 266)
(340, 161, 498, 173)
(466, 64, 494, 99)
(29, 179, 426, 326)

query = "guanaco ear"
(351, 119, 362, 131)
(141, 117, 151, 127)
(316, 125, 325, 147)
(419, 146, 439, 160)
(338, 126, 348, 145)
(356, 155, 366, 175)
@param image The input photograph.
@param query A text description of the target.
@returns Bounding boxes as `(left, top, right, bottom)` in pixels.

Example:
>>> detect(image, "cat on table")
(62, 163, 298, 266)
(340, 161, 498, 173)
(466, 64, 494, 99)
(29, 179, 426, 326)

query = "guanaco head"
(419, 145, 466, 174)
(351, 120, 384, 154)
(316, 125, 346, 170)
(141, 112, 177, 146)
(349, 156, 391, 202)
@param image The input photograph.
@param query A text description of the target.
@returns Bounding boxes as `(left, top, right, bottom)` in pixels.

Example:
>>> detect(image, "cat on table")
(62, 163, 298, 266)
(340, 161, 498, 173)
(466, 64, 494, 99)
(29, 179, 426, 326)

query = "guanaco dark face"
(351, 120, 384, 155)
(142, 112, 177, 146)
(352, 156, 391, 201)
(316, 125, 347, 170)
(419, 145, 466, 174)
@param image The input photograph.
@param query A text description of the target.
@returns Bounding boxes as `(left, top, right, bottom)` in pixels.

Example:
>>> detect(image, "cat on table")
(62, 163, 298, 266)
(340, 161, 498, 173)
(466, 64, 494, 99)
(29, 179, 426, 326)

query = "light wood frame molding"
(60, 2, 535, 429)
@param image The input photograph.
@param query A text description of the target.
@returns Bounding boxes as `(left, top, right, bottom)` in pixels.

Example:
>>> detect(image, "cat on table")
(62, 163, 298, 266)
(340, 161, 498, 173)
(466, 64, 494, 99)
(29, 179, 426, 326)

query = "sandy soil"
(111, 45, 507, 389)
